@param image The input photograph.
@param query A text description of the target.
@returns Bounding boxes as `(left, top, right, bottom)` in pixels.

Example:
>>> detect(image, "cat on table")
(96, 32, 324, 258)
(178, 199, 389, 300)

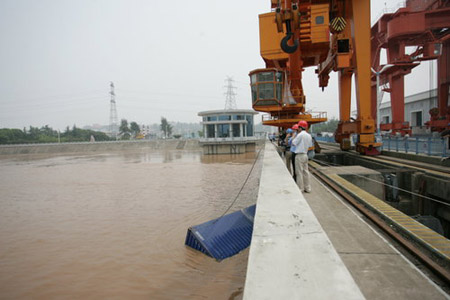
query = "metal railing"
(314, 135, 335, 143)
(382, 136, 448, 157)
(262, 111, 328, 122)
(314, 135, 449, 157)
(199, 136, 260, 143)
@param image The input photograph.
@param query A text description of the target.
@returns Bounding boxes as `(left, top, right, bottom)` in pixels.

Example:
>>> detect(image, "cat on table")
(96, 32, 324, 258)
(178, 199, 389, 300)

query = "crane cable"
(213, 145, 264, 224)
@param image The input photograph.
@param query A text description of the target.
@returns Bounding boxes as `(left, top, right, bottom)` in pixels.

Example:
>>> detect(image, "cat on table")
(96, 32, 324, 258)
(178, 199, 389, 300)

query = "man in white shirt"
(291, 120, 313, 193)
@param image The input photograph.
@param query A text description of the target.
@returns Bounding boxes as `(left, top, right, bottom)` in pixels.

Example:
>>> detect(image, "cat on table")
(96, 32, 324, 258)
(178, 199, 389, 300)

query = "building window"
(232, 124, 240, 137)
(411, 111, 423, 126)
(246, 115, 253, 136)
(232, 115, 244, 120)
(218, 124, 230, 137)
(382, 116, 390, 124)
(206, 124, 215, 138)
(218, 115, 231, 121)
(207, 116, 217, 121)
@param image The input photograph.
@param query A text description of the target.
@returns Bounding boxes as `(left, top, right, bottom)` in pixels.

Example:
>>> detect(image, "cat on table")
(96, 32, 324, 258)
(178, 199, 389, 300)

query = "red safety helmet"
(292, 124, 299, 130)
(298, 120, 308, 129)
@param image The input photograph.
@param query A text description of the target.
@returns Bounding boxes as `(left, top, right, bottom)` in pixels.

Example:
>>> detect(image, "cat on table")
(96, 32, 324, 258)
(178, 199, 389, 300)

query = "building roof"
(198, 109, 258, 116)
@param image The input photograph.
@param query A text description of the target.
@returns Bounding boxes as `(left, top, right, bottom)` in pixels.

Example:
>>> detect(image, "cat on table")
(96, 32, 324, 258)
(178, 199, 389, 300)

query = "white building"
(379, 89, 443, 135)
(198, 109, 259, 154)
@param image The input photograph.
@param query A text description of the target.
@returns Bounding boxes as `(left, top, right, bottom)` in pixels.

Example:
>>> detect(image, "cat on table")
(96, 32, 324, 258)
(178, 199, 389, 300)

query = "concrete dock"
(244, 143, 364, 299)
(244, 142, 448, 299)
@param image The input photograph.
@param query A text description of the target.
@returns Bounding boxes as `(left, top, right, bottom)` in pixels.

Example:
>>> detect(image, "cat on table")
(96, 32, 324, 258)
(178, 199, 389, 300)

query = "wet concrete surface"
(303, 174, 449, 299)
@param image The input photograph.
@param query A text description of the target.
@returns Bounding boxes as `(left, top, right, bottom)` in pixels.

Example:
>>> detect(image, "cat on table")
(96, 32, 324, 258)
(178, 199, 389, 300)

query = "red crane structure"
(371, 0, 450, 135)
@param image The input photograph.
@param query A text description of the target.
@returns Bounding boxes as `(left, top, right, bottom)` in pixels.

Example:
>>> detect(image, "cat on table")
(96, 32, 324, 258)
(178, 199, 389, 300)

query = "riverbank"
(0, 140, 201, 155)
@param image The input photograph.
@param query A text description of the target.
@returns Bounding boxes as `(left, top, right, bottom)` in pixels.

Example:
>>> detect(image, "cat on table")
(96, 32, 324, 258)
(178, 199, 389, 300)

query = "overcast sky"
(0, 0, 434, 130)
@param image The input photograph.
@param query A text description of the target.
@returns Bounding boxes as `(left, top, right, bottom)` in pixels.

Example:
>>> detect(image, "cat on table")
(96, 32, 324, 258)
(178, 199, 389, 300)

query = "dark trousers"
(291, 152, 296, 181)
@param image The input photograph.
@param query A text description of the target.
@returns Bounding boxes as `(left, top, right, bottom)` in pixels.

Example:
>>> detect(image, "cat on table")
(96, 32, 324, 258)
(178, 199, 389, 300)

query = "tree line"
(118, 119, 141, 139)
(118, 117, 177, 139)
(0, 125, 111, 144)
(0, 115, 217, 144)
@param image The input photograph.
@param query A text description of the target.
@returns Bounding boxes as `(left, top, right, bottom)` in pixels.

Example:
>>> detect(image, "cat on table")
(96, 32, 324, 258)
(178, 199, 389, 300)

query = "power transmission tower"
(109, 82, 119, 139)
(224, 76, 237, 110)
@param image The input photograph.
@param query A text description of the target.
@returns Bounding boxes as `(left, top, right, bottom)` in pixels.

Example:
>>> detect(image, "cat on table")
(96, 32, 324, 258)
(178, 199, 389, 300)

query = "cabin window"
(257, 72, 274, 82)
(315, 16, 324, 24)
(275, 71, 283, 82)
(276, 83, 283, 100)
(251, 85, 258, 103)
(338, 39, 350, 53)
(250, 69, 284, 106)
(258, 83, 274, 100)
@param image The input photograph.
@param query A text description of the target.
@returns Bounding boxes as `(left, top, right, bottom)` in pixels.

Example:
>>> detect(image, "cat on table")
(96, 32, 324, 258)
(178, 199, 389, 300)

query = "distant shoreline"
(0, 139, 202, 155)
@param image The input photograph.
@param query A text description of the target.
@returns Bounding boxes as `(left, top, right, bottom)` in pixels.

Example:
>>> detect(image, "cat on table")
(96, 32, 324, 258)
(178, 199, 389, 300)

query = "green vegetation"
(311, 118, 339, 134)
(0, 125, 111, 144)
(160, 117, 173, 138)
(119, 119, 131, 140)
(118, 119, 141, 139)
(130, 122, 140, 137)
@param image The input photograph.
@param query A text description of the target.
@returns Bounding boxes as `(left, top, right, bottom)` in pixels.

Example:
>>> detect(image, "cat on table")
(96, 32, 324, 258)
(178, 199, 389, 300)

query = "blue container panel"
(185, 205, 256, 260)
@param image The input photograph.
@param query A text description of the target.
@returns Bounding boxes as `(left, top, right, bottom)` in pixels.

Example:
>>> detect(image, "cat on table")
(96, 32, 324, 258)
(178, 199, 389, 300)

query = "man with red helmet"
(291, 120, 313, 193)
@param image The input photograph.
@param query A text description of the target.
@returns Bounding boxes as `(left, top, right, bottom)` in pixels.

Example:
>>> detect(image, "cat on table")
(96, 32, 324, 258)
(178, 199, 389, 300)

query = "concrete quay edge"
(243, 141, 365, 300)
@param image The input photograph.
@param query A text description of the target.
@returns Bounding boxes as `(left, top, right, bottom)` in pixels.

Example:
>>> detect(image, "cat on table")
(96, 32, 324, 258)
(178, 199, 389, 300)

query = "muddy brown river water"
(0, 146, 263, 299)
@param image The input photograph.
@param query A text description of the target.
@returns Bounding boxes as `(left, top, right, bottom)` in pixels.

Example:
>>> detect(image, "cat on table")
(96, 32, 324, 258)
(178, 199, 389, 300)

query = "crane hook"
(281, 32, 299, 53)
(280, 20, 298, 54)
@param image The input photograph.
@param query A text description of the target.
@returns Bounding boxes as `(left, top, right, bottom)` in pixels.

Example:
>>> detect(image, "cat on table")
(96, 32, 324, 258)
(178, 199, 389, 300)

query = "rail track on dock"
(318, 142, 450, 176)
(308, 144, 450, 287)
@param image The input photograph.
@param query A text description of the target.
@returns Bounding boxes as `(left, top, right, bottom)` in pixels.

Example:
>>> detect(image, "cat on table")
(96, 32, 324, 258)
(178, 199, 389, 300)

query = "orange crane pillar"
(351, 0, 379, 153)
